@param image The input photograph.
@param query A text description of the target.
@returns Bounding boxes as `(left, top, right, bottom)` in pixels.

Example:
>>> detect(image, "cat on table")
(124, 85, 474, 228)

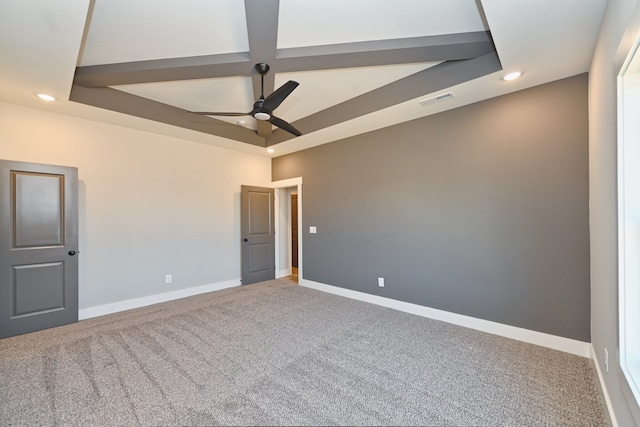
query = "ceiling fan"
(191, 63, 301, 137)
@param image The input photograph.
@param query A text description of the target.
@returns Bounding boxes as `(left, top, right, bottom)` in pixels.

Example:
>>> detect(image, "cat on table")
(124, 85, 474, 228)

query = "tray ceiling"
(71, 0, 498, 147)
(0, 0, 608, 156)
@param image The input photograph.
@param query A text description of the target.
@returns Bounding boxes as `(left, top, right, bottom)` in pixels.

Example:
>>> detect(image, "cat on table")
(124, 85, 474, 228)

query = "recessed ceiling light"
(267, 148, 275, 154)
(36, 93, 56, 102)
(502, 71, 523, 81)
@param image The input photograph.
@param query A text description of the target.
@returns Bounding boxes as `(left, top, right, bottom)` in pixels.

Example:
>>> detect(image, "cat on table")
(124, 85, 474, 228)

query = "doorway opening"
(273, 177, 302, 285)
(290, 192, 298, 283)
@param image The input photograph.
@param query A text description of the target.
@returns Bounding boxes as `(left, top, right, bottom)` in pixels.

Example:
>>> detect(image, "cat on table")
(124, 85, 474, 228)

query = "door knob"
(68, 250, 76, 256)
(243, 238, 248, 242)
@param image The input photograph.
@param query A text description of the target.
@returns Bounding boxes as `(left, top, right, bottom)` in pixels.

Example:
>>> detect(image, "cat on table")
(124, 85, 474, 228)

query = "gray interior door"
(0, 160, 79, 339)
(241, 185, 275, 285)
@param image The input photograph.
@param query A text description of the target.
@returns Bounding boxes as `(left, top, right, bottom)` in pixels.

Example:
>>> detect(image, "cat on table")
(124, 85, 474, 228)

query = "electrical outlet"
(604, 348, 609, 373)
(378, 277, 384, 287)
(165, 274, 172, 284)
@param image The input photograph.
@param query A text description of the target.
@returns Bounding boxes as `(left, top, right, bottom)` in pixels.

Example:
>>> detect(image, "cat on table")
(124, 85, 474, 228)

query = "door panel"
(248, 191, 271, 234)
(0, 160, 78, 339)
(14, 173, 64, 247)
(13, 262, 65, 316)
(248, 243, 271, 272)
(241, 185, 275, 285)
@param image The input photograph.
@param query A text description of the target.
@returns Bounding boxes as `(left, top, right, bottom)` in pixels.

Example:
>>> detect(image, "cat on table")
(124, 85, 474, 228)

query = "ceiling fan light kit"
(191, 62, 302, 137)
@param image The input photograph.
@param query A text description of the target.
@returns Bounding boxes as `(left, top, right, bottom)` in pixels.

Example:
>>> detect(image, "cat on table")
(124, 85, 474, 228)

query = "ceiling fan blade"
(269, 116, 301, 137)
(262, 80, 299, 111)
(191, 111, 250, 116)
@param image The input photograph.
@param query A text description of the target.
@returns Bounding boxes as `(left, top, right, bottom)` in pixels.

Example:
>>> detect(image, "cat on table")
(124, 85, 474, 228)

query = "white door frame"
(272, 177, 302, 281)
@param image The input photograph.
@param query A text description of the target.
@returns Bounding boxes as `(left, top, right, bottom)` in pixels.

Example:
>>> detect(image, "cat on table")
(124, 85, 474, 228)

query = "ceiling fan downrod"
(254, 63, 271, 121)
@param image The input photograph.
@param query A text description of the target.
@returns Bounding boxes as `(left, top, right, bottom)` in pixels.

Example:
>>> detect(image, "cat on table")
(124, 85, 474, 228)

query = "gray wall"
(273, 74, 590, 342)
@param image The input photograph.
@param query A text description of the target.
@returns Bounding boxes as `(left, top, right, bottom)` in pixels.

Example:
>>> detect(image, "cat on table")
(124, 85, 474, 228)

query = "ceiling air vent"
(418, 91, 455, 106)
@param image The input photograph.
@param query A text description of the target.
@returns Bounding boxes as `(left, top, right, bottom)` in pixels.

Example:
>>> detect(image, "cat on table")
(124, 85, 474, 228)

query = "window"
(618, 25, 640, 413)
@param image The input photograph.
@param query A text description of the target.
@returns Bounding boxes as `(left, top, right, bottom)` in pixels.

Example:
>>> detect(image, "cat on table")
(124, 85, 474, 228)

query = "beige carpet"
(0, 279, 607, 426)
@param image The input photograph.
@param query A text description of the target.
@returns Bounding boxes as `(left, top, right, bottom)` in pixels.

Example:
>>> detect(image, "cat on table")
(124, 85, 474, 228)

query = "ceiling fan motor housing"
(253, 96, 271, 120)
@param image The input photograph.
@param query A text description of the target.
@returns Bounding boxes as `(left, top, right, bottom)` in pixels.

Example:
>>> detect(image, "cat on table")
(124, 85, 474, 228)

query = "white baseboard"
(276, 268, 292, 279)
(300, 278, 591, 358)
(591, 345, 619, 427)
(78, 279, 241, 320)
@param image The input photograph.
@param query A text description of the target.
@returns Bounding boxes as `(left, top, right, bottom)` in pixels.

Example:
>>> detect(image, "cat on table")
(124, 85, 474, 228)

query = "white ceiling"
(0, 0, 607, 157)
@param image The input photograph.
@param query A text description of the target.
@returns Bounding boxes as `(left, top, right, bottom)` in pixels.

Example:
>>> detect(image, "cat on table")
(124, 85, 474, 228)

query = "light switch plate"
(309, 226, 317, 234)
